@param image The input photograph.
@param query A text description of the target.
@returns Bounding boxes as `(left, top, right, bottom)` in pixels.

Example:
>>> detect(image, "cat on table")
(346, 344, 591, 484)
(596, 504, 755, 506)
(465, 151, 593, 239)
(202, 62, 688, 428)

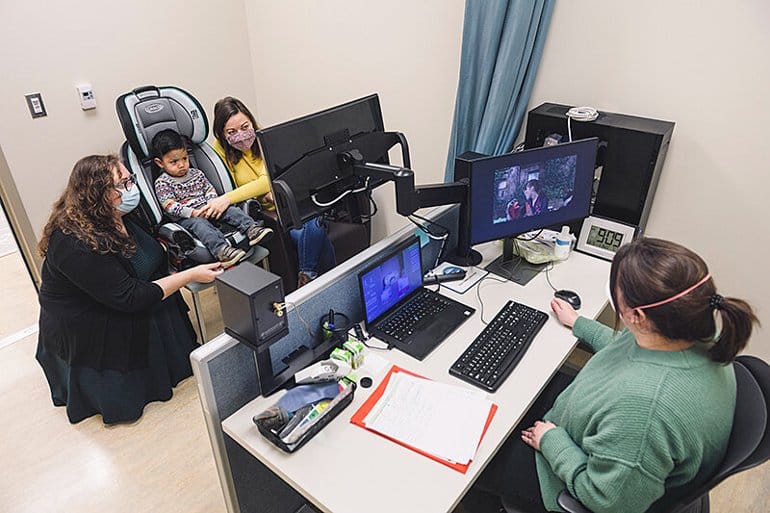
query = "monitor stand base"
(484, 238, 547, 285)
(485, 255, 545, 285)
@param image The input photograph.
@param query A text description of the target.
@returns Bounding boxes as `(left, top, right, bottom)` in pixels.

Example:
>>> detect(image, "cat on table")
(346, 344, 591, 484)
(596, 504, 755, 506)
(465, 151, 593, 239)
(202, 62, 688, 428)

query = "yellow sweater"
(212, 138, 274, 209)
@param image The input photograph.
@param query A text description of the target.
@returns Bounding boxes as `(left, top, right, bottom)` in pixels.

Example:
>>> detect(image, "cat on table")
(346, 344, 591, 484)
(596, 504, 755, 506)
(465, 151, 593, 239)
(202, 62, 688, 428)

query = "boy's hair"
(525, 179, 541, 193)
(151, 129, 187, 159)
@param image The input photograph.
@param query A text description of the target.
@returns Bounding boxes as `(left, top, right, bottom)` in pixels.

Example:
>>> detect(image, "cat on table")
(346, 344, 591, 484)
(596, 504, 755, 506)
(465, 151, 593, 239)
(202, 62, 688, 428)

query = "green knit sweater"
(536, 317, 735, 513)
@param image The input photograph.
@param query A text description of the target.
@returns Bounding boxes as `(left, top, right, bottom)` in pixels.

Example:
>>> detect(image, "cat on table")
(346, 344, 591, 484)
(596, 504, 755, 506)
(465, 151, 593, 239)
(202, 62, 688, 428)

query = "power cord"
(275, 301, 315, 338)
(311, 177, 370, 208)
(543, 262, 558, 292)
(474, 273, 510, 325)
(408, 213, 450, 269)
(566, 106, 599, 142)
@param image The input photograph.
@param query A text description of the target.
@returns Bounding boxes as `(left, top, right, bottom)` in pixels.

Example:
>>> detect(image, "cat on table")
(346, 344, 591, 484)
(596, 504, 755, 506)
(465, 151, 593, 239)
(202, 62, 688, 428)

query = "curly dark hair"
(212, 96, 261, 166)
(38, 154, 136, 258)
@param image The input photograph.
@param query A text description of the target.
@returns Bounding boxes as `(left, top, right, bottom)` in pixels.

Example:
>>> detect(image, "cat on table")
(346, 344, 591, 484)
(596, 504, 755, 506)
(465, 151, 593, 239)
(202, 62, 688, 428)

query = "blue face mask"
(116, 185, 141, 213)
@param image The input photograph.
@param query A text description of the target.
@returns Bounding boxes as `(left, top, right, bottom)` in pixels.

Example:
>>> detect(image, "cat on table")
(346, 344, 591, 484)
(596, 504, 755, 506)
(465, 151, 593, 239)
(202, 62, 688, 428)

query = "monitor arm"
(340, 150, 482, 266)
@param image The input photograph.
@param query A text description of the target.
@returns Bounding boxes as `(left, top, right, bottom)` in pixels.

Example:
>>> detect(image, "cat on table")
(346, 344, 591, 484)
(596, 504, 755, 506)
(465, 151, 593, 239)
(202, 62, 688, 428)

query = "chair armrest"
(557, 490, 592, 513)
(157, 222, 214, 266)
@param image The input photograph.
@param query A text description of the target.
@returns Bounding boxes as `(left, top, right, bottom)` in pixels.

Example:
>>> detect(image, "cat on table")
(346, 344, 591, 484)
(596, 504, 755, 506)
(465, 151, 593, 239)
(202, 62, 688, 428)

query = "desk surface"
(222, 243, 611, 513)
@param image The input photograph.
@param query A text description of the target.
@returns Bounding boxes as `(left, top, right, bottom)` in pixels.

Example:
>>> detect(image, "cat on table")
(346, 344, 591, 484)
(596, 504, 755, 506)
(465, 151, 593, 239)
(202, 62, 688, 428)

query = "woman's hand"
(551, 298, 579, 328)
(521, 420, 556, 451)
(154, 262, 224, 299)
(203, 195, 232, 219)
(188, 262, 224, 283)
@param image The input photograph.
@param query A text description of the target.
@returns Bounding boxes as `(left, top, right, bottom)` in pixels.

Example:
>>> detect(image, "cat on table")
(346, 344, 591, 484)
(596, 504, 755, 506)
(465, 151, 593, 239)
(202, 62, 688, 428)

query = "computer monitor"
(468, 138, 599, 283)
(257, 94, 402, 230)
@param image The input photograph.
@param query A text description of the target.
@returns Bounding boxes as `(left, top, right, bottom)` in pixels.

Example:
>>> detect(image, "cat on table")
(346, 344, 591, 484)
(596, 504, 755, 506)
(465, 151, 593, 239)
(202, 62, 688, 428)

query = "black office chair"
(513, 356, 770, 513)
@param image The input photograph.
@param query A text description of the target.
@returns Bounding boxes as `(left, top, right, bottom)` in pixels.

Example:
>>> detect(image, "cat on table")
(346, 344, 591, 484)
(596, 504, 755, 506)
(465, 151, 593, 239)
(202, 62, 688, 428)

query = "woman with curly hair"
(35, 154, 223, 424)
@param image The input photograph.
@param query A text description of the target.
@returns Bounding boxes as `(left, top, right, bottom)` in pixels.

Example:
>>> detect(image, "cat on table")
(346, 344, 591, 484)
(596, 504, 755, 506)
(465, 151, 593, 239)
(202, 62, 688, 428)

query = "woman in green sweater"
(465, 238, 759, 513)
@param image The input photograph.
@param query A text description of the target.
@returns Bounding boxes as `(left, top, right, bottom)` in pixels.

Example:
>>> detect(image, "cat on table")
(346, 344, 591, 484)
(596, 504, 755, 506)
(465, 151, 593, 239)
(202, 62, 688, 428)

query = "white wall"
(3, 0, 765, 357)
(243, 0, 465, 241)
(0, 0, 257, 236)
(528, 0, 769, 357)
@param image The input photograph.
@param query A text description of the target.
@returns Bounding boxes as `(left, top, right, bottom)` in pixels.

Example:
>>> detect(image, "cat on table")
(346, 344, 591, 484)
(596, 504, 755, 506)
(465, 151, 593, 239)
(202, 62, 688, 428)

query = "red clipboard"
(350, 365, 498, 474)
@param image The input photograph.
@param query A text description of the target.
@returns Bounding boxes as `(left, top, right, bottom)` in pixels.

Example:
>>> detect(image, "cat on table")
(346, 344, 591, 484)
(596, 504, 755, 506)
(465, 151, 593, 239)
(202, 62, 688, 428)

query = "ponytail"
(709, 297, 760, 363)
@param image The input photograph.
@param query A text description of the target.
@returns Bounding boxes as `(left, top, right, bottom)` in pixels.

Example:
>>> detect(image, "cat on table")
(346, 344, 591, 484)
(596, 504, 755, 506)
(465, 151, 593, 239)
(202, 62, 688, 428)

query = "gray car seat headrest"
(116, 85, 208, 160)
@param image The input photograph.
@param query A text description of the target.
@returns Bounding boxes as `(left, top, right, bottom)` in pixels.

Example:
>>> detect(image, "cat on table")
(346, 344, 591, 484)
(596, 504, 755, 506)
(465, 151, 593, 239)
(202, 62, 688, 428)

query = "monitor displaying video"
(469, 139, 598, 245)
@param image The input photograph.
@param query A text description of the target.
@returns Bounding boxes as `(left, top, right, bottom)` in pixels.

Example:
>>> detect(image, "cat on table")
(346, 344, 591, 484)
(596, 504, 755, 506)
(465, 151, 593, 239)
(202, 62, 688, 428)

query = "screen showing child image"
(359, 240, 423, 324)
(492, 155, 577, 226)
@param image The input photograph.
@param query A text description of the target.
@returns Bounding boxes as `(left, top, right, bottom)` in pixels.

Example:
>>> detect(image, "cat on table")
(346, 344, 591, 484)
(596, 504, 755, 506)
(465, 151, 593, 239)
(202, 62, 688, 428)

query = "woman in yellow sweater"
(208, 97, 335, 286)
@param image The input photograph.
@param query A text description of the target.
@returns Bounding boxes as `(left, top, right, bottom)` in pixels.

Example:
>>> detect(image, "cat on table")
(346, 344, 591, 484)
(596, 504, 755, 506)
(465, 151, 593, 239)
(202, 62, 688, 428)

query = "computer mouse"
(443, 266, 465, 275)
(554, 289, 581, 310)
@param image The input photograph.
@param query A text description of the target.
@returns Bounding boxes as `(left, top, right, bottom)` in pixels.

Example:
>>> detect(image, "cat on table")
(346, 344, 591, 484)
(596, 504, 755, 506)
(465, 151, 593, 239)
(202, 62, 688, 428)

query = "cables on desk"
(544, 263, 558, 292)
(474, 273, 510, 325)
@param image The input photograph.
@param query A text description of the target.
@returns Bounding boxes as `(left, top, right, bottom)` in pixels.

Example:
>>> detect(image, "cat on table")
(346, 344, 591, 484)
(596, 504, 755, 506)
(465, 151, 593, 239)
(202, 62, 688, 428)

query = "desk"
(215, 236, 610, 513)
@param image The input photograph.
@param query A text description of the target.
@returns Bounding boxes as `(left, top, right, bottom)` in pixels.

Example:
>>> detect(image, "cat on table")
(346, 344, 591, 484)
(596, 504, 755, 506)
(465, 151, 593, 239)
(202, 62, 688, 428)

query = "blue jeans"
(289, 218, 336, 278)
(178, 206, 254, 255)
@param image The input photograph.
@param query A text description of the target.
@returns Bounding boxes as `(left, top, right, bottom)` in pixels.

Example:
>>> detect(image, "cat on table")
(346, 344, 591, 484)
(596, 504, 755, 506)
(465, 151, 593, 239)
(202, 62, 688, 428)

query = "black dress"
(36, 220, 198, 424)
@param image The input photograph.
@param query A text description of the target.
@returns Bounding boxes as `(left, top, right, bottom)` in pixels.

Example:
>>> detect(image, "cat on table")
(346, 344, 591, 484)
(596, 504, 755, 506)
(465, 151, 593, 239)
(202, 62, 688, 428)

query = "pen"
(282, 385, 353, 445)
(281, 400, 331, 444)
(459, 269, 477, 287)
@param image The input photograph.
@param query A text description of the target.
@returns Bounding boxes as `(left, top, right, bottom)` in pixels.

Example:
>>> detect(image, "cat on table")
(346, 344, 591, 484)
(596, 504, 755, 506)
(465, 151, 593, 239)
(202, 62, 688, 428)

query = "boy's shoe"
(246, 224, 274, 246)
(297, 272, 313, 288)
(216, 246, 247, 268)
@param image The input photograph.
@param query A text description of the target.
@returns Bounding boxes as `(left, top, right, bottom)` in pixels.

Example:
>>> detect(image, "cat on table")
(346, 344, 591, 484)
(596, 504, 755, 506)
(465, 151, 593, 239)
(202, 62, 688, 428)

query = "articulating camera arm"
(339, 150, 481, 266)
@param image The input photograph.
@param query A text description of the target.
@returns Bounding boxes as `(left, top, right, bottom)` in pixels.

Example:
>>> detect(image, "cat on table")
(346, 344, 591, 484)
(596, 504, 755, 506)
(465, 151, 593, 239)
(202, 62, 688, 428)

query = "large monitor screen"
(256, 94, 390, 229)
(469, 138, 599, 245)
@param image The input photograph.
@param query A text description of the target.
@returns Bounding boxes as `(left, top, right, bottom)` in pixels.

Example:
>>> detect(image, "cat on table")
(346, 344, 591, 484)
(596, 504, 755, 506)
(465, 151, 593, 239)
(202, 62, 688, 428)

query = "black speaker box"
(216, 262, 289, 349)
(524, 103, 675, 232)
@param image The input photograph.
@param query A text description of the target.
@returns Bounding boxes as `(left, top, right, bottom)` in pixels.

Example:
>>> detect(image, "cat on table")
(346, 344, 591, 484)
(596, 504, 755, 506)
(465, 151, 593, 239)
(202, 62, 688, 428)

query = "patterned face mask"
(226, 129, 257, 152)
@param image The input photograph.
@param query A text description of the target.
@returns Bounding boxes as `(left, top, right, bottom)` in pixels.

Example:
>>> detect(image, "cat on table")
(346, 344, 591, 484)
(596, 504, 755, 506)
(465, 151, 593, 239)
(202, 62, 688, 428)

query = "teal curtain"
(445, 0, 556, 180)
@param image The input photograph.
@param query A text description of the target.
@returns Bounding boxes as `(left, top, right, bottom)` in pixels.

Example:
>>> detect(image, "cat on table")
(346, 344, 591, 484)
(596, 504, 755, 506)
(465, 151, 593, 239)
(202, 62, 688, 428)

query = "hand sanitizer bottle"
(554, 226, 574, 260)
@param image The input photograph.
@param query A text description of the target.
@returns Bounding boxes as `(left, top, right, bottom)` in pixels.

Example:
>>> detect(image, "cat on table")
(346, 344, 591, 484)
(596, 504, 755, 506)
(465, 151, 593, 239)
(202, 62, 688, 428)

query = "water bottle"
(554, 226, 574, 260)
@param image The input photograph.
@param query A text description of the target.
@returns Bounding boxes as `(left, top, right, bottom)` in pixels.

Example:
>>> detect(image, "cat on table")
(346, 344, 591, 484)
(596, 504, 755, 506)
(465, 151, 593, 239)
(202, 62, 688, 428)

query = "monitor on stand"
(256, 94, 410, 230)
(468, 138, 599, 284)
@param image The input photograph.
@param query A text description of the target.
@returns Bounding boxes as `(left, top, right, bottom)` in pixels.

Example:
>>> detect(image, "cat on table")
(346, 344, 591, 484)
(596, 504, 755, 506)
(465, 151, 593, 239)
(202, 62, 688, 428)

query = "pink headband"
(635, 274, 711, 310)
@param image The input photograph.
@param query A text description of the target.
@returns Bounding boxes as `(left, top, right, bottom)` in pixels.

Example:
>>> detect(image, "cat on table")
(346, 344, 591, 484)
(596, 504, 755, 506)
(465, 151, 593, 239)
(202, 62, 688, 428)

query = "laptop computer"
(358, 236, 475, 360)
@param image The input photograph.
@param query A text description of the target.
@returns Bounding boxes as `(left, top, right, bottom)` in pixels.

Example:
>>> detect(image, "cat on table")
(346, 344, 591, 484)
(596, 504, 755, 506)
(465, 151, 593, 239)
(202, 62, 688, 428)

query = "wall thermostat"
(575, 215, 637, 261)
(76, 84, 96, 110)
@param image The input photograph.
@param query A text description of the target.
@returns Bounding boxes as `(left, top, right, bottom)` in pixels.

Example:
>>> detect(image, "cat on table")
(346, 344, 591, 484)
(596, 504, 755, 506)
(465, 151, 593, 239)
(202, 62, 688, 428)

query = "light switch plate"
(25, 93, 47, 118)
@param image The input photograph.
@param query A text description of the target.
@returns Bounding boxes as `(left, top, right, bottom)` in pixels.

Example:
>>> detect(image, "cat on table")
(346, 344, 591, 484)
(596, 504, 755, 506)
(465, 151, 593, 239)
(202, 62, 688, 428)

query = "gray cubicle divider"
(191, 205, 459, 513)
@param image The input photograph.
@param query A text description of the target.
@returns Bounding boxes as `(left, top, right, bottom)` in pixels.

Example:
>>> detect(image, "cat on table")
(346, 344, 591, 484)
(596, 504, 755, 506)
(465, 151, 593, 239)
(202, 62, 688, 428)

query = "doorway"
(0, 192, 39, 348)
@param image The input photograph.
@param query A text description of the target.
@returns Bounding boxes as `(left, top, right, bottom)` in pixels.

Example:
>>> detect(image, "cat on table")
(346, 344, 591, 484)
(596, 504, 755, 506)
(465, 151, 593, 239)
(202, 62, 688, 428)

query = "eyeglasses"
(113, 173, 137, 192)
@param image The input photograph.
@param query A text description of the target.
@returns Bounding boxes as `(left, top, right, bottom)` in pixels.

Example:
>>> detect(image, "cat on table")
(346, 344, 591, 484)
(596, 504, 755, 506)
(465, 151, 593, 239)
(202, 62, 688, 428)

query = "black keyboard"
(380, 290, 452, 342)
(449, 300, 548, 392)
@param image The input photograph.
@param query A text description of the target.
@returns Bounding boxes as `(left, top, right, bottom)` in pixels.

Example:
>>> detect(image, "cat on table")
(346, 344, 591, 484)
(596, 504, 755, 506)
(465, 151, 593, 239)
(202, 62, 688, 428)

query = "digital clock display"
(586, 225, 624, 252)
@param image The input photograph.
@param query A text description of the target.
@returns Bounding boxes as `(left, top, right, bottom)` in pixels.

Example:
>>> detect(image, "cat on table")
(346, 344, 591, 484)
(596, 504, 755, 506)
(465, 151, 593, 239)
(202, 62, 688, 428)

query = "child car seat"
(115, 85, 256, 270)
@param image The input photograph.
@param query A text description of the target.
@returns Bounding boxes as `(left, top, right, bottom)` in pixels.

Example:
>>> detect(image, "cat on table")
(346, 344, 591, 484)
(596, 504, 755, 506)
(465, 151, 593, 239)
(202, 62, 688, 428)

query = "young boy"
(152, 129, 273, 267)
